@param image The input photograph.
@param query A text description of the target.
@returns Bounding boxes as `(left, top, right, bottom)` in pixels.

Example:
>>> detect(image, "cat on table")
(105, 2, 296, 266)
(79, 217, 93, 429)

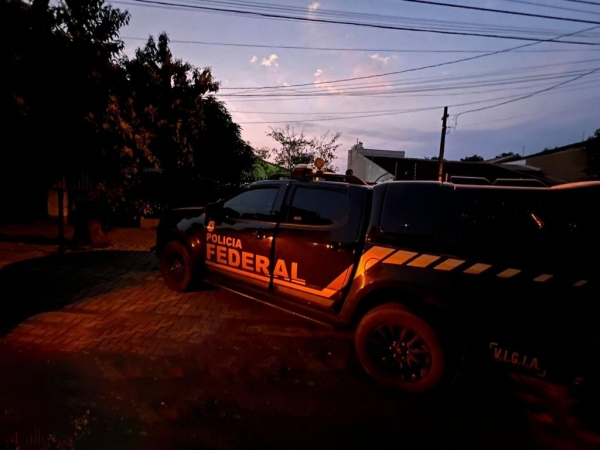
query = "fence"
(4, 429, 49, 449)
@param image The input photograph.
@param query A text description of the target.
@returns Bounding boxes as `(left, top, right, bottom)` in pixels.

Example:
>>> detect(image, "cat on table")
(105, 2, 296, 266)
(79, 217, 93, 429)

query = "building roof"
(524, 140, 587, 159)
(361, 155, 558, 185)
(485, 153, 523, 164)
(358, 148, 406, 159)
(499, 162, 542, 172)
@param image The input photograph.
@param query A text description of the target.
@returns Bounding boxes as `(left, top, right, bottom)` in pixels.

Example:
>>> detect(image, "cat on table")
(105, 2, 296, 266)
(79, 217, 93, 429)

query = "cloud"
(370, 53, 391, 64)
(283, 82, 290, 86)
(261, 54, 279, 67)
(250, 55, 257, 63)
(314, 69, 323, 77)
(308, 2, 321, 11)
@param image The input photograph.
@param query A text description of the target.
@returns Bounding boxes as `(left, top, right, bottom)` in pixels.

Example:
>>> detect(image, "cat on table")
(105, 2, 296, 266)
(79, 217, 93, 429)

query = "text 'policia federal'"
(205, 233, 304, 283)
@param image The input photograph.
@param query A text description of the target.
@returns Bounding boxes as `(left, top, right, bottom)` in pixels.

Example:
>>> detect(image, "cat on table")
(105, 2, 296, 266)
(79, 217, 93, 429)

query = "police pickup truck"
(155, 162, 600, 393)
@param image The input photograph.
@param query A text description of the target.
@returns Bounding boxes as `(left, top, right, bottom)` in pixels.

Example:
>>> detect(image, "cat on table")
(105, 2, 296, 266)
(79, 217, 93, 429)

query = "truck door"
(204, 184, 285, 291)
(272, 185, 365, 309)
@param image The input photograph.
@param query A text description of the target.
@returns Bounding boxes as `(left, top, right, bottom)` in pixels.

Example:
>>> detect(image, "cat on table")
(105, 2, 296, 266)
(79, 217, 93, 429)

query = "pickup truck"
(155, 165, 600, 393)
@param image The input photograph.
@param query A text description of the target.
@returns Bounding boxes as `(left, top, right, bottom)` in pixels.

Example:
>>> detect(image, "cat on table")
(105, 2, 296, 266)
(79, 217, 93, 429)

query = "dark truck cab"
(155, 166, 600, 393)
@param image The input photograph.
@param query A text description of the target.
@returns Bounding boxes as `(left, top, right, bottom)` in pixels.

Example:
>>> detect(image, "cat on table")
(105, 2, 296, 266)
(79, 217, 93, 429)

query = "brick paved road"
(1, 249, 599, 450)
(1, 250, 318, 354)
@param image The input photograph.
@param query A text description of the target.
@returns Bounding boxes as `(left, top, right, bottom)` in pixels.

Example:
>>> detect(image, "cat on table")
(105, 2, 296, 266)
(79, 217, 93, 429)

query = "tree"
(1, 1, 255, 242)
(586, 128, 600, 180)
(267, 126, 313, 171)
(247, 146, 285, 181)
(125, 35, 254, 202)
(125, 33, 220, 174)
(1, 0, 143, 232)
(253, 146, 271, 161)
(309, 131, 342, 172)
(495, 152, 515, 158)
(266, 125, 340, 171)
(460, 155, 484, 162)
(195, 96, 255, 195)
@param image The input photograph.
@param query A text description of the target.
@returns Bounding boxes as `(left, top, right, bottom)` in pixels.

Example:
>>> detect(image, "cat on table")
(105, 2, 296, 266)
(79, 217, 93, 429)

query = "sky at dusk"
(113, 0, 600, 170)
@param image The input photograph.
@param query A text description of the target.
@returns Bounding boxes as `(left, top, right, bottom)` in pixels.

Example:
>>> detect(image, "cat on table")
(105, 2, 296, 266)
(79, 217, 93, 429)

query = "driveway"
(1, 245, 599, 449)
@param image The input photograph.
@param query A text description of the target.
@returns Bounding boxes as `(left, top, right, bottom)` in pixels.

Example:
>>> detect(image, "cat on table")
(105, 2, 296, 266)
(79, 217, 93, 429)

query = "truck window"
(380, 184, 440, 236)
(222, 187, 279, 221)
(448, 188, 546, 260)
(285, 187, 349, 226)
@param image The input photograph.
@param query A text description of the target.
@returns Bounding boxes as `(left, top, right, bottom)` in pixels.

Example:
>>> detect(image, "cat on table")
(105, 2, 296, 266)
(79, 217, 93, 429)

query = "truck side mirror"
(204, 201, 223, 222)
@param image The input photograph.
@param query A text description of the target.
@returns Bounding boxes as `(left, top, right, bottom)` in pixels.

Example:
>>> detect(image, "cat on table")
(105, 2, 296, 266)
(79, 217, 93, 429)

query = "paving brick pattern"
(1, 239, 599, 449)
(0, 221, 155, 269)
(1, 250, 317, 356)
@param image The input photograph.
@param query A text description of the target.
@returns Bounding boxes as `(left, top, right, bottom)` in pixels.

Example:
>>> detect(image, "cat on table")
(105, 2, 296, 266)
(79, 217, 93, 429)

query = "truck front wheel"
(355, 304, 447, 394)
(160, 240, 195, 292)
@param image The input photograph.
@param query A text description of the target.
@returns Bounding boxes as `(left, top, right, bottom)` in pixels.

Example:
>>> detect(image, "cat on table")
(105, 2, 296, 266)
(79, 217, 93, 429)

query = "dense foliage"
(1, 0, 254, 228)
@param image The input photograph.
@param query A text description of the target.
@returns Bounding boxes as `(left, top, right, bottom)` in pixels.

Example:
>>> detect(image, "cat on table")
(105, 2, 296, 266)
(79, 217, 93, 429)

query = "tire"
(160, 240, 195, 292)
(355, 303, 447, 394)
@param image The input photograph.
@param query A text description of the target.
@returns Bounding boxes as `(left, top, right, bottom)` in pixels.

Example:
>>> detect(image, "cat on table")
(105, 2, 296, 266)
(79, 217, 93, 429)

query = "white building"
(347, 143, 406, 184)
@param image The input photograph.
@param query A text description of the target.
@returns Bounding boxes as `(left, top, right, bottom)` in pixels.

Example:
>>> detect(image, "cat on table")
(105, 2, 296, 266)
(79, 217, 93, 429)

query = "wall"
(347, 144, 395, 183)
(524, 147, 588, 183)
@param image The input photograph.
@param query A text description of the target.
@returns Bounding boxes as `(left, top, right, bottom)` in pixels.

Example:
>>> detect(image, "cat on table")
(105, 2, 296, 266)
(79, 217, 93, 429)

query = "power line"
(465, 95, 600, 126)
(229, 81, 600, 115)
(221, 57, 600, 95)
(222, 71, 600, 102)
(454, 65, 600, 118)
(236, 96, 514, 124)
(118, 0, 600, 44)
(498, 0, 600, 16)
(224, 77, 600, 102)
(134, 0, 600, 29)
(229, 69, 600, 124)
(233, 108, 432, 115)
(120, 36, 600, 53)
(136, 0, 600, 37)
(225, 69, 600, 95)
(221, 25, 600, 91)
(239, 107, 447, 122)
(398, 0, 600, 25)
(223, 74, 600, 99)
(559, 0, 600, 6)
(221, 70, 600, 98)
(235, 84, 596, 124)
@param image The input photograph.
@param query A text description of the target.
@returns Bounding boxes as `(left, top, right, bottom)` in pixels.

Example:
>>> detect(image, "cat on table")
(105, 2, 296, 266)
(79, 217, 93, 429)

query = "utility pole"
(437, 106, 449, 182)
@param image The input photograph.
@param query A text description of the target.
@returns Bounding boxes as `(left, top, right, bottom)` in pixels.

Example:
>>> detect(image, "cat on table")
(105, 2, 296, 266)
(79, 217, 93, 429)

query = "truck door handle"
(328, 242, 356, 251)
(254, 231, 266, 240)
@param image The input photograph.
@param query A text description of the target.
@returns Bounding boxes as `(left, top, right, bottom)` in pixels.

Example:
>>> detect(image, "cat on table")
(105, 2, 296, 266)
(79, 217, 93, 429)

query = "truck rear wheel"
(160, 240, 195, 292)
(355, 303, 446, 393)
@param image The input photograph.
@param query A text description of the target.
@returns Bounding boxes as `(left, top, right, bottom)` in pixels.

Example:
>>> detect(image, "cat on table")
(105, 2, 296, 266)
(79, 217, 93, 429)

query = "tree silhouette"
(587, 128, 600, 180)
(495, 152, 515, 158)
(267, 125, 341, 171)
(1, 1, 254, 240)
(460, 155, 484, 162)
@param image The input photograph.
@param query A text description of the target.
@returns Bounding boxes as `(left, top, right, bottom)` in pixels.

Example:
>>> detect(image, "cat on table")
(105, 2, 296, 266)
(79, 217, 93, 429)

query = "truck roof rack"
(493, 178, 549, 187)
(267, 165, 369, 185)
(450, 176, 491, 185)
